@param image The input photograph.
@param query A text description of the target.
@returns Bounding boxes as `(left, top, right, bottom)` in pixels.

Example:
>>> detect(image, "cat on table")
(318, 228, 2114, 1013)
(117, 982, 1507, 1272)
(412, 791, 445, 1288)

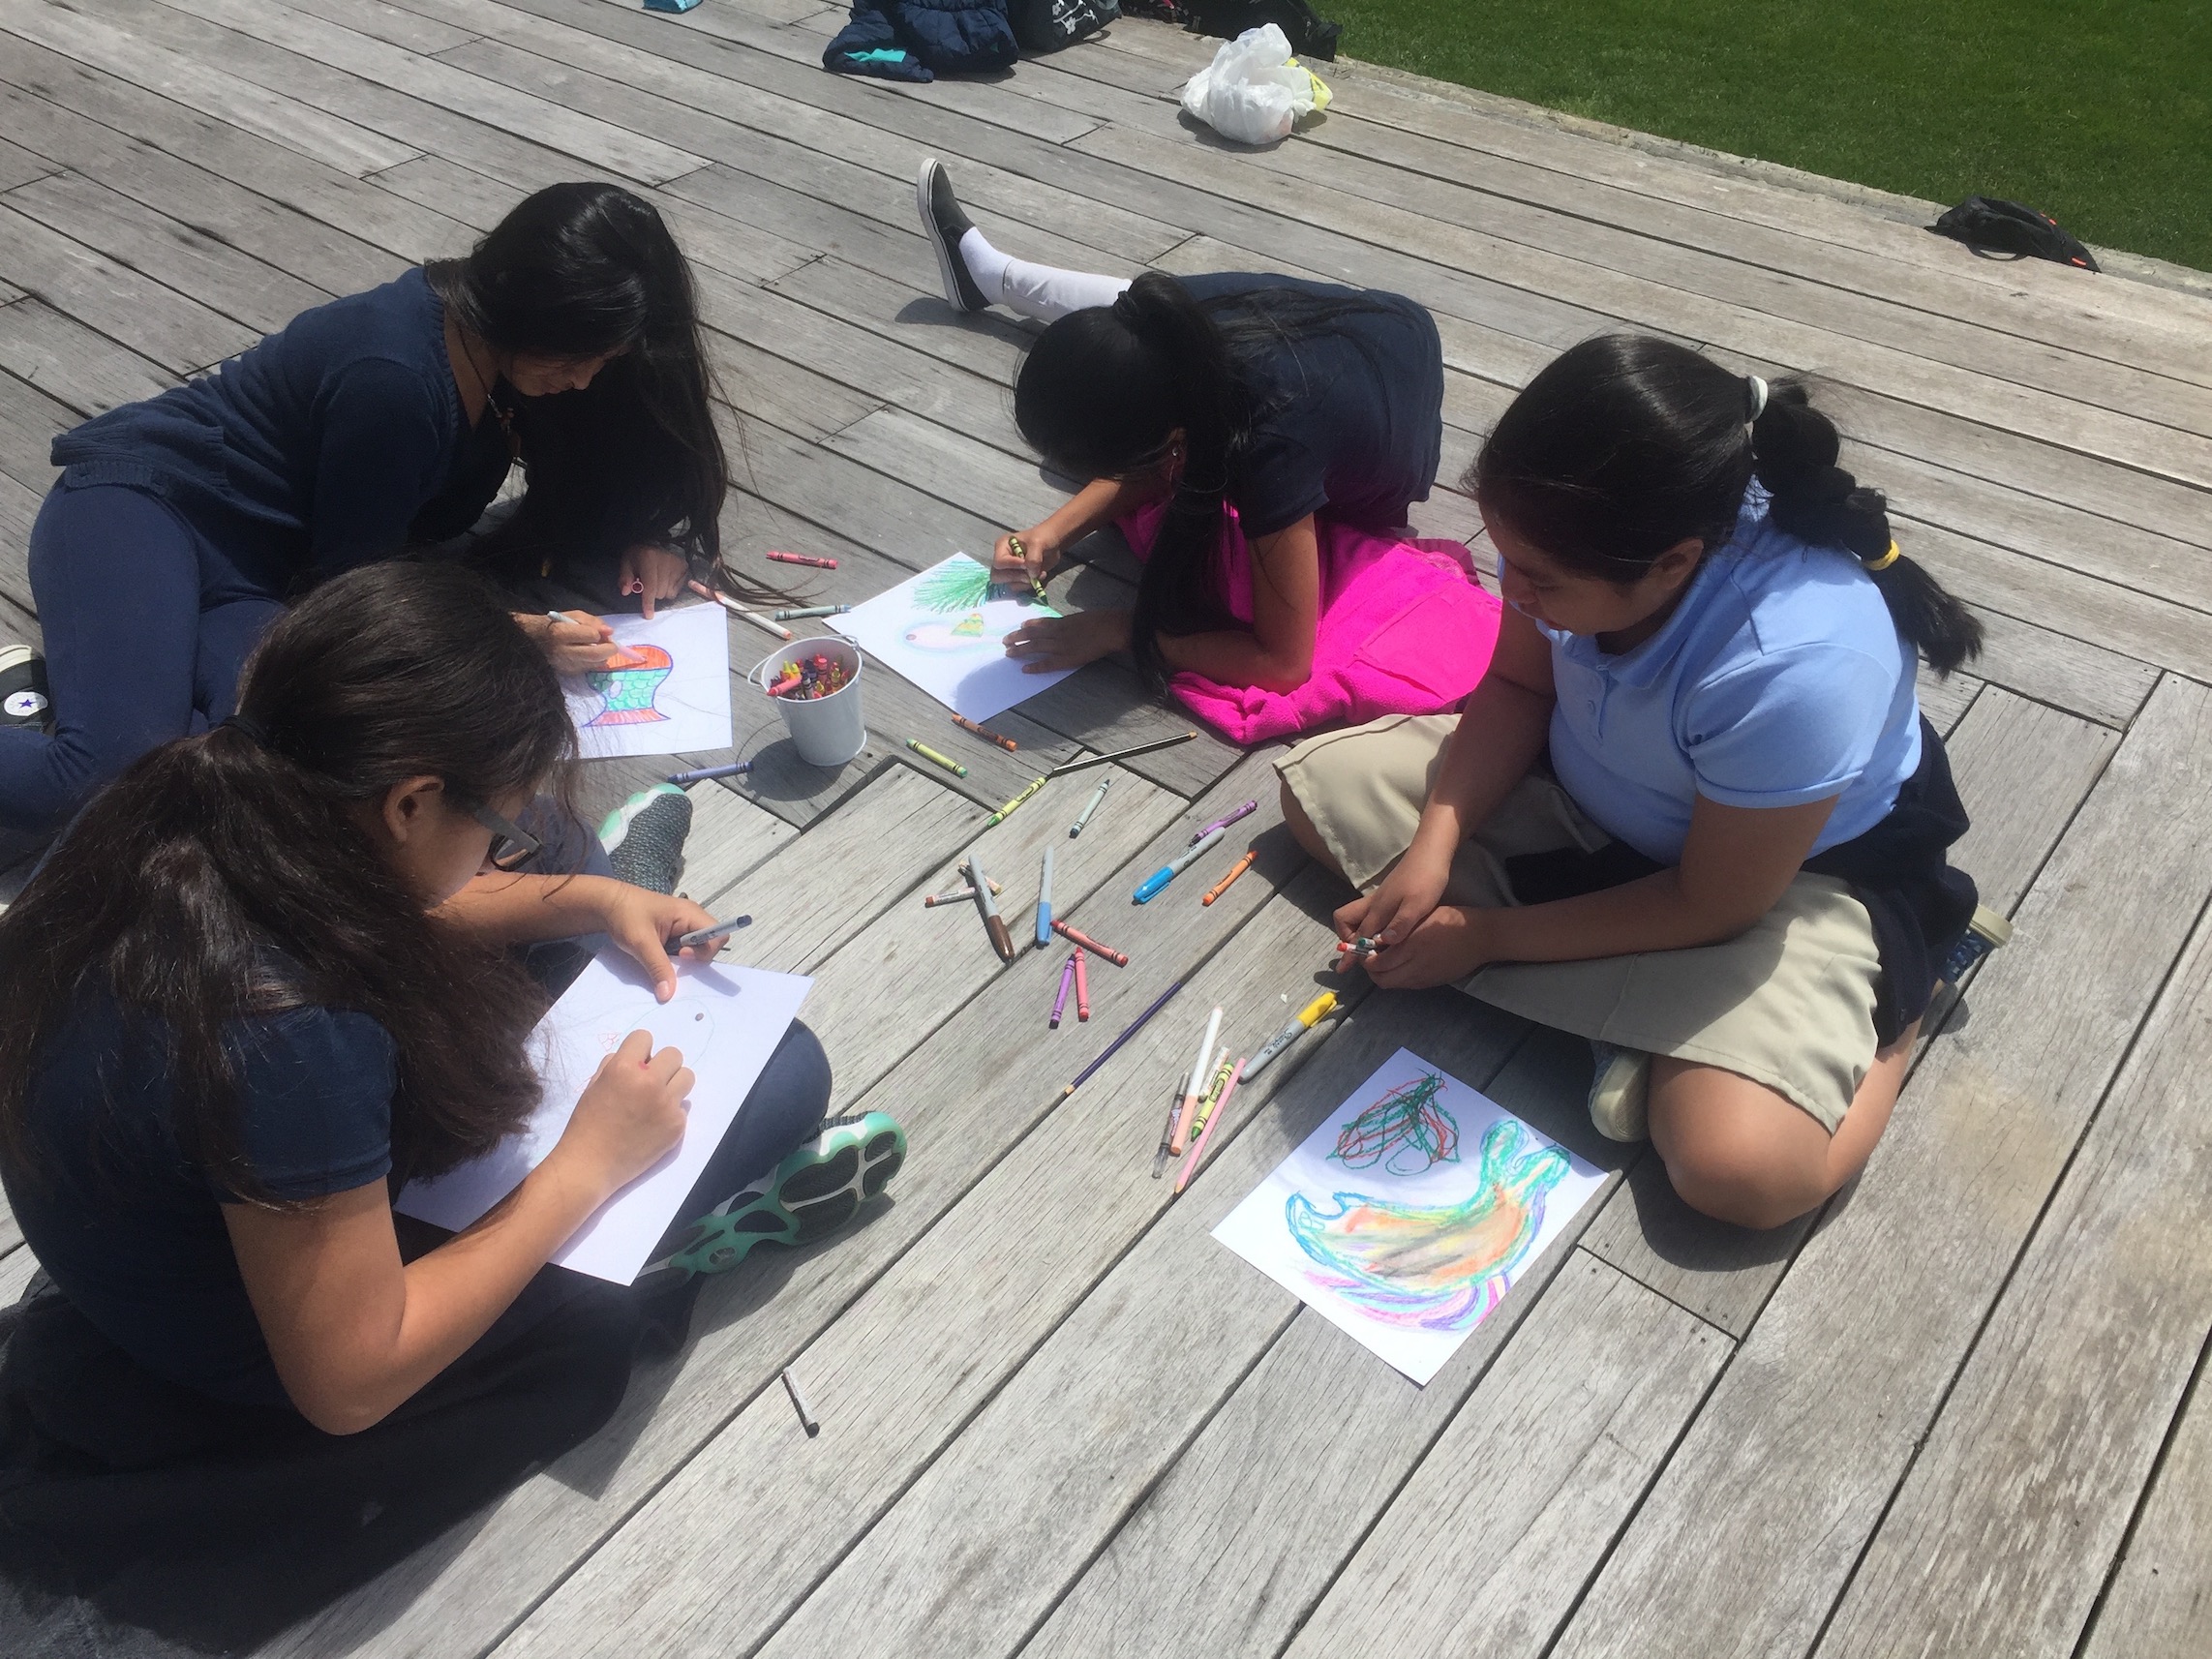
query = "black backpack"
(1929, 196, 2099, 272)
(1012, 0, 1118, 51)
(1184, 0, 1341, 61)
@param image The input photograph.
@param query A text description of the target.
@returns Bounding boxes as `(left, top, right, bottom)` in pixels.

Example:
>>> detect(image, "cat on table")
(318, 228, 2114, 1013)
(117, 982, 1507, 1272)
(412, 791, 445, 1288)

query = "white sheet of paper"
(396, 951, 811, 1284)
(561, 601, 732, 761)
(831, 553, 1075, 722)
(1213, 1047, 1605, 1384)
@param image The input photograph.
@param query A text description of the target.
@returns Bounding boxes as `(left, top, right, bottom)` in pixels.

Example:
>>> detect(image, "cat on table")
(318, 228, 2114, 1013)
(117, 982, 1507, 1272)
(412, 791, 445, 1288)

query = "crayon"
(1036, 845, 1055, 947)
(772, 604, 853, 621)
(674, 915, 751, 950)
(907, 739, 967, 777)
(1188, 1048, 1233, 1143)
(1192, 799, 1258, 845)
(953, 714, 1016, 751)
(1069, 774, 1112, 838)
(768, 671, 803, 697)
(666, 760, 753, 784)
(1175, 1058, 1244, 1195)
(1201, 849, 1258, 906)
(1045, 733, 1198, 778)
(1051, 920, 1129, 966)
(1073, 946, 1090, 1021)
(1004, 534, 1048, 604)
(1242, 991, 1336, 1082)
(766, 551, 836, 569)
(1049, 952, 1075, 1028)
(689, 579, 792, 641)
(922, 879, 1001, 906)
(1172, 1006, 1225, 1155)
(1134, 827, 1225, 904)
(780, 1368, 819, 1435)
(1064, 979, 1184, 1098)
(986, 774, 1047, 828)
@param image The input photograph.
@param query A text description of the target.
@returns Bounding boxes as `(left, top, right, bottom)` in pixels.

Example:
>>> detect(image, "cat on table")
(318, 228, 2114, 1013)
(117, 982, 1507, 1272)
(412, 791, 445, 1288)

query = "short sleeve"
(309, 358, 451, 573)
(220, 1008, 396, 1202)
(1235, 428, 1329, 539)
(1682, 646, 1899, 811)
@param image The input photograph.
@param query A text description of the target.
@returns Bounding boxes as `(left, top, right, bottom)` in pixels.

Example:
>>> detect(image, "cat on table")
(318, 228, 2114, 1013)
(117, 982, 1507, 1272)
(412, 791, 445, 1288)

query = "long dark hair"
(427, 183, 773, 605)
(1472, 335, 1983, 674)
(1015, 272, 1402, 688)
(0, 564, 576, 1201)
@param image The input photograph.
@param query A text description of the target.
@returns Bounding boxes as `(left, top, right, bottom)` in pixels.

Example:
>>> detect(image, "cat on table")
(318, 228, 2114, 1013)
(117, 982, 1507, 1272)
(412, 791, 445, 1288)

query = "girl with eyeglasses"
(0, 562, 901, 1644)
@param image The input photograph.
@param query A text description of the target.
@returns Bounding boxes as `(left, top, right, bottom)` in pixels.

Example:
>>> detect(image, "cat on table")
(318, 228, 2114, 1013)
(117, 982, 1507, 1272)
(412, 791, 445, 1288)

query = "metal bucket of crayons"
(750, 637, 864, 767)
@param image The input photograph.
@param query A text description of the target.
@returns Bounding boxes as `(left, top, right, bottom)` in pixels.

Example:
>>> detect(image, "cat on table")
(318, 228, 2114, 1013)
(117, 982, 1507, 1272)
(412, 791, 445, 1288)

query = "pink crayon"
(1073, 947, 1090, 1021)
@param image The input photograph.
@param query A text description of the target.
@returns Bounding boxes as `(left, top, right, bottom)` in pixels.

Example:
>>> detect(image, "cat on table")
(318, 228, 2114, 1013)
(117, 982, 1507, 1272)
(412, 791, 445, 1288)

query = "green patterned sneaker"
(646, 1111, 907, 1281)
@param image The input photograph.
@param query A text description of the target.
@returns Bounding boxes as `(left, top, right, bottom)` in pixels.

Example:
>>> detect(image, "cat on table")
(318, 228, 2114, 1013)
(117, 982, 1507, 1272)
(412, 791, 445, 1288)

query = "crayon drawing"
(560, 601, 732, 761)
(833, 553, 1077, 721)
(1214, 1047, 1604, 1383)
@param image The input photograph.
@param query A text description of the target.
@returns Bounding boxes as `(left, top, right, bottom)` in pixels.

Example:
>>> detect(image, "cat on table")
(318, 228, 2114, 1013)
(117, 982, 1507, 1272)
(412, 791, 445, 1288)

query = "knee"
(762, 1020, 833, 1128)
(1658, 1125, 1821, 1231)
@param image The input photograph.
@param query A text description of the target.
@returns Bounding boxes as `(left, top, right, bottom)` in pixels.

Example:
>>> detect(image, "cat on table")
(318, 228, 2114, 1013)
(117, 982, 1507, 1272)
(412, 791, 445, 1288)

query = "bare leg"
(1647, 1019, 1919, 1229)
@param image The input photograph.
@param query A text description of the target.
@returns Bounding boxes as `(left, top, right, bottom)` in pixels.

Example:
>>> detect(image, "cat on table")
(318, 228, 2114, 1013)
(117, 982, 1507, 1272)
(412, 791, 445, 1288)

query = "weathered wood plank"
(1548, 675, 2212, 1659)
(1815, 901, 2212, 1654)
(272, 756, 1269, 1659)
(0, 363, 67, 493)
(0, 0, 418, 177)
(1914, 662, 1981, 737)
(668, 774, 796, 905)
(1580, 686, 2121, 1339)
(0, 467, 37, 611)
(0, 197, 253, 373)
(2079, 1350, 2212, 1659)
(1952, 606, 2156, 733)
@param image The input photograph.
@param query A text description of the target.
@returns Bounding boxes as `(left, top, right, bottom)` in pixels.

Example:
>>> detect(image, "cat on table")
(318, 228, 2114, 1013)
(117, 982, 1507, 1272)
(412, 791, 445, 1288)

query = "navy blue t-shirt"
(1178, 273, 1444, 538)
(48, 267, 511, 583)
(4, 988, 397, 1406)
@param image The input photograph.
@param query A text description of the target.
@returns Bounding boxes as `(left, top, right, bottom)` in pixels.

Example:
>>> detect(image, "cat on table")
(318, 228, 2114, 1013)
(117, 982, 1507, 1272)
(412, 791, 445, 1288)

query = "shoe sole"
(662, 1118, 906, 1276)
(915, 160, 980, 314)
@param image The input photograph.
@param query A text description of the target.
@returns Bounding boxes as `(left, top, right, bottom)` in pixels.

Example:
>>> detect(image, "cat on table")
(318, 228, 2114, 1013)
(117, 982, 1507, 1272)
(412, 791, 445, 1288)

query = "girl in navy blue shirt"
(1280, 337, 1998, 1230)
(0, 183, 770, 836)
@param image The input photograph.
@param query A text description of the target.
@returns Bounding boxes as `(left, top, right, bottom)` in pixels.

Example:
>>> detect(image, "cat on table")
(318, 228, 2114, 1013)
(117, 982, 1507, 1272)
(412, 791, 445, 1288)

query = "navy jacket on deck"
(822, 0, 1019, 81)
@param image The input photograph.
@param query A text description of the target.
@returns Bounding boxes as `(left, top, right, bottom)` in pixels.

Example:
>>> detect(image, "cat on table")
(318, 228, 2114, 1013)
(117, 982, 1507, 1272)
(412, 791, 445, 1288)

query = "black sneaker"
(1938, 904, 2013, 986)
(0, 646, 50, 734)
(598, 783, 692, 894)
(916, 158, 987, 314)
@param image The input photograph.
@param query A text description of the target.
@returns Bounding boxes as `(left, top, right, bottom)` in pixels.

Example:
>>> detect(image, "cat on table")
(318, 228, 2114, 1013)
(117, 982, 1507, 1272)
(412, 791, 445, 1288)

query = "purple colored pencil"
(1049, 953, 1076, 1028)
(1191, 799, 1258, 845)
(1063, 978, 1186, 1098)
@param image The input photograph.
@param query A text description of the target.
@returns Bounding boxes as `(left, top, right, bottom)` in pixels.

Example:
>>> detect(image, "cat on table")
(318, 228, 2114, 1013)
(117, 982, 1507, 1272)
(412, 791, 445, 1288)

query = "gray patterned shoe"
(598, 783, 692, 894)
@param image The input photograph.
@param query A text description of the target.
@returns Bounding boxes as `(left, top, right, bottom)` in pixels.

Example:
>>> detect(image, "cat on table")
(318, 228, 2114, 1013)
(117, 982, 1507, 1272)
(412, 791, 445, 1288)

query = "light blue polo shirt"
(1540, 499, 1922, 865)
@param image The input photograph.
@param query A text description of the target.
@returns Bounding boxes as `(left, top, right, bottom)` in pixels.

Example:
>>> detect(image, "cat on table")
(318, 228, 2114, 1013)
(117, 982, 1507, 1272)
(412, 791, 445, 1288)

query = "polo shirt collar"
(1558, 549, 1734, 689)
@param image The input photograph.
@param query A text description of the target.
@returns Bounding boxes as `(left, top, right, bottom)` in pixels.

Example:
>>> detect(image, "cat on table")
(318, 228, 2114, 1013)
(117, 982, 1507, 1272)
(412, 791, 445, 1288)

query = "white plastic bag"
(1179, 24, 1331, 147)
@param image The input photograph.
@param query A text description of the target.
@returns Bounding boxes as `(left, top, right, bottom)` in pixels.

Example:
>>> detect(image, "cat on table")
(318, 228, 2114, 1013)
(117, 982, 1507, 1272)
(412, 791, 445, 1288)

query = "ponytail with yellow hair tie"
(1863, 540, 1901, 572)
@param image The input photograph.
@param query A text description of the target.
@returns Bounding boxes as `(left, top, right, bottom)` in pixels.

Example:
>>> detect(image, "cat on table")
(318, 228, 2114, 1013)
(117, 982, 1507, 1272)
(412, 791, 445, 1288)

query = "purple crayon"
(1049, 952, 1076, 1028)
(1191, 799, 1258, 845)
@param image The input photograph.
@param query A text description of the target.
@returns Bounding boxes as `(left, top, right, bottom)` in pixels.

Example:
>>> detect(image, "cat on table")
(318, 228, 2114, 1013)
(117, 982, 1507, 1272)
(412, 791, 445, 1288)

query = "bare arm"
(1154, 515, 1320, 694)
(435, 872, 719, 1004)
(225, 1032, 691, 1434)
(993, 474, 1167, 583)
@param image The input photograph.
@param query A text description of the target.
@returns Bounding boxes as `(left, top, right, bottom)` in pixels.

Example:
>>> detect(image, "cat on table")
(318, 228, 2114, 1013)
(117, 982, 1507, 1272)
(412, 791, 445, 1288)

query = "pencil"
(1175, 1058, 1244, 1195)
(1201, 849, 1258, 906)
(953, 713, 1016, 751)
(688, 578, 791, 641)
(1051, 920, 1128, 966)
(1064, 978, 1184, 1097)
(908, 739, 967, 777)
(1045, 733, 1200, 778)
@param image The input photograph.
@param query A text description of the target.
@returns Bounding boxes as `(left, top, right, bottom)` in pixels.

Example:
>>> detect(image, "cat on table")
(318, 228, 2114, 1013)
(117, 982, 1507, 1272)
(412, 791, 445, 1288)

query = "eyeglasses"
(465, 799, 543, 872)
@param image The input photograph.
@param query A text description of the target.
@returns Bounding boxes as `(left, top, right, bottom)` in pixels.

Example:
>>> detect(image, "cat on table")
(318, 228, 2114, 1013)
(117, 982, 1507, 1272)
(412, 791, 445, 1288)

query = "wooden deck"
(2, 1, 2211, 1652)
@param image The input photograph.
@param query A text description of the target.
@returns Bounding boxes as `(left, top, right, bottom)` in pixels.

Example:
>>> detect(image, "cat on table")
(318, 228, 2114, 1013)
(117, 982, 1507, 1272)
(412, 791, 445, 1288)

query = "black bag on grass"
(1012, 0, 1118, 52)
(1929, 196, 2099, 271)
(1185, 0, 1341, 60)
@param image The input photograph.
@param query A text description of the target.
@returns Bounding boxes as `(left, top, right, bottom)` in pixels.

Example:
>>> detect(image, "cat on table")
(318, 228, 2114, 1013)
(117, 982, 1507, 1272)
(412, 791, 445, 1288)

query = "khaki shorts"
(1277, 714, 1884, 1132)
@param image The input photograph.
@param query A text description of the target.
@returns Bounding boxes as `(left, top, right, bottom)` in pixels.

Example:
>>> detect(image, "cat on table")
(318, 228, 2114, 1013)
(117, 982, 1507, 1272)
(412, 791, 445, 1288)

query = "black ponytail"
(1473, 335, 1983, 675)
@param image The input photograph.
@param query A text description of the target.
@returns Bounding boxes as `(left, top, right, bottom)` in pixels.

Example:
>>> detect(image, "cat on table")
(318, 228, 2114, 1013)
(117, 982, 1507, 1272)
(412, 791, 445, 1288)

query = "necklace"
(455, 331, 522, 468)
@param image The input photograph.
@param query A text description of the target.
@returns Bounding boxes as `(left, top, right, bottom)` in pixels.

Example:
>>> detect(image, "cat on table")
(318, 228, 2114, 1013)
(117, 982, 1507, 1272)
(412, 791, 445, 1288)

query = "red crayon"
(1051, 920, 1129, 966)
(767, 550, 837, 569)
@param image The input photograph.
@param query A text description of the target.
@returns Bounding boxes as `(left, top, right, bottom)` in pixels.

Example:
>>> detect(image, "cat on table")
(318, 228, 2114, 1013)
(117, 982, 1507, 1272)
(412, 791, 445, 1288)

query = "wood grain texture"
(0, 296, 172, 417)
(1816, 903, 2212, 1655)
(2079, 1349, 2212, 1659)
(671, 775, 797, 906)
(1550, 676, 2212, 1659)
(0, 197, 252, 373)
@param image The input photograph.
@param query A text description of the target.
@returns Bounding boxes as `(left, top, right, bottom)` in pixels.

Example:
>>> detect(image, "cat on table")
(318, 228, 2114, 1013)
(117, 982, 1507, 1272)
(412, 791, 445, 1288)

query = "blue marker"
(1133, 827, 1225, 904)
(1036, 845, 1055, 947)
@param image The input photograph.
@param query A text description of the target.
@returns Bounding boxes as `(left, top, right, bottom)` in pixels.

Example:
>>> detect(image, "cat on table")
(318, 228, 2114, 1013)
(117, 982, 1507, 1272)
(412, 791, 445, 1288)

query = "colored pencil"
(1051, 920, 1129, 965)
(907, 739, 967, 777)
(1201, 849, 1258, 906)
(1036, 845, 1055, 947)
(772, 604, 852, 620)
(1192, 799, 1258, 845)
(985, 774, 1048, 828)
(1064, 979, 1184, 1098)
(689, 578, 791, 641)
(766, 551, 836, 569)
(1073, 946, 1090, 1021)
(1049, 952, 1075, 1028)
(1171, 1006, 1225, 1155)
(953, 714, 1016, 751)
(1069, 774, 1112, 837)
(666, 760, 753, 784)
(1175, 1058, 1245, 1195)
(1134, 827, 1225, 904)
(1045, 732, 1199, 778)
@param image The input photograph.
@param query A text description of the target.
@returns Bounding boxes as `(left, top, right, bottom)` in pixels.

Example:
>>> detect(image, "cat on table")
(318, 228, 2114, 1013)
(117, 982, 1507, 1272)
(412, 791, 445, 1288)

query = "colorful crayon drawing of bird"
(583, 644, 674, 727)
(1288, 1118, 1571, 1331)
(902, 611, 994, 653)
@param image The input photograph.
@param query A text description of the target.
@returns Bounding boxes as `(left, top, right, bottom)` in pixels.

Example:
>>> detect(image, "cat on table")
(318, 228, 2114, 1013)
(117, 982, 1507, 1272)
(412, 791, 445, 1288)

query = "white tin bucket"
(750, 636, 865, 768)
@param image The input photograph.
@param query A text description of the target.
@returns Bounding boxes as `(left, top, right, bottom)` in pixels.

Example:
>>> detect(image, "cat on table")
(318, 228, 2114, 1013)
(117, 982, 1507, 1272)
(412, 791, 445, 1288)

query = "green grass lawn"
(1327, 0, 2212, 272)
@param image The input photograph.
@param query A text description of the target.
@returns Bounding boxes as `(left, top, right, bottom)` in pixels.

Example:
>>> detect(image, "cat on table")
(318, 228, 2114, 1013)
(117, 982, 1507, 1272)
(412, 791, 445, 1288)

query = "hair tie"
(1110, 289, 1143, 328)
(1863, 540, 1901, 572)
(217, 712, 269, 746)
(1744, 375, 1769, 423)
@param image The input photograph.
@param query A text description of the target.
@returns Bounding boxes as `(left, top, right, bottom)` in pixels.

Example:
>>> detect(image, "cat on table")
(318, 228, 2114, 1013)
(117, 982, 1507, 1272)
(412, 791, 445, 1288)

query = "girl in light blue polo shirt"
(1278, 335, 1996, 1230)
